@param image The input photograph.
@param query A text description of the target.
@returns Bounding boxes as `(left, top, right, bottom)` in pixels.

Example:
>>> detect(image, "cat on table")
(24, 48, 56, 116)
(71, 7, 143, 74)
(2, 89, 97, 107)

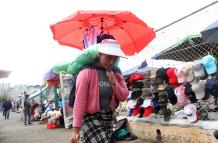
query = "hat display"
(156, 68, 167, 84)
(183, 64, 194, 82)
(205, 79, 218, 98)
(131, 90, 142, 99)
(149, 70, 157, 78)
(158, 82, 168, 91)
(135, 80, 150, 88)
(184, 85, 197, 103)
(141, 99, 152, 108)
(143, 106, 154, 117)
(166, 68, 178, 85)
(141, 88, 152, 98)
(98, 39, 127, 58)
(184, 104, 198, 123)
(134, 97, 144, 108)
(127, 99, 137, 109)
(130, 73, 145, 82)
(166, 86, 177, 105)
(174, 85, 188, 105)
(132, 107, 141, 116)
(163, 109, 172, 121)
(158, 91, 168, 107)
(193, 62, 206, 79)
(201, 55, 217, 75)
(175, 66, 186, 83)
(191, 79, 205, 100)
(149, 84, 158, 94)
(126, 57, 218, 122)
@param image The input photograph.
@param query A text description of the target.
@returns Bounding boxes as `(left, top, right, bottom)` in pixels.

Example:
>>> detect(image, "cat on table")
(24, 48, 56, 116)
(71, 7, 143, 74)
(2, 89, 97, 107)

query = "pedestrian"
(2, 99, 12, 120)
(23, 91, 32, 125)
(70, 39, 129, 143)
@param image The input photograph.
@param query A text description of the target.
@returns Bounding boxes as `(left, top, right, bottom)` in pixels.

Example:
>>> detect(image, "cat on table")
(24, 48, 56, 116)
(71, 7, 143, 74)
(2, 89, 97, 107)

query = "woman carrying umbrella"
(71, 39, 129, 143)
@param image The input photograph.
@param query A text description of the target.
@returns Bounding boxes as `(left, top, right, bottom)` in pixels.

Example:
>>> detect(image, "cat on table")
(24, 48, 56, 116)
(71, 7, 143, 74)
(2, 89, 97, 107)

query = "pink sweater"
(73, 68, 129, 127)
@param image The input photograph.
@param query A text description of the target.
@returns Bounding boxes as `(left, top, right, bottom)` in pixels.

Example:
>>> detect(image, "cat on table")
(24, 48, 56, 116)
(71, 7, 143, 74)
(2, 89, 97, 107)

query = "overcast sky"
(0, 0, 216, 85)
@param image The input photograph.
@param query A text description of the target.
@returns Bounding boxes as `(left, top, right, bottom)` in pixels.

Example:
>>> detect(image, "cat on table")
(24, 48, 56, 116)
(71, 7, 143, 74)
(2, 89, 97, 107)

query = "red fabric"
(143, 106, 153, 117)
(132, 107, 141, 116)
(47, 80, 60, 87)
(166, 68, 178, 85)
(130, 73, 144, 82)
(50, 10, 156, 56)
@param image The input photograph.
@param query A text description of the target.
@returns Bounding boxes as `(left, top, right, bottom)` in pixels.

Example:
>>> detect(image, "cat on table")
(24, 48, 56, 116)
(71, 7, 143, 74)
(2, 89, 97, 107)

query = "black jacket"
(2, 101, 12, 110)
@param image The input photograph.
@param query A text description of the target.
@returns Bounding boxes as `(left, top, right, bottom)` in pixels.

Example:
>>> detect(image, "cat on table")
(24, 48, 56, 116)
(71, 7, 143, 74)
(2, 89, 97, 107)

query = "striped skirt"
(79, 110, 114, 143)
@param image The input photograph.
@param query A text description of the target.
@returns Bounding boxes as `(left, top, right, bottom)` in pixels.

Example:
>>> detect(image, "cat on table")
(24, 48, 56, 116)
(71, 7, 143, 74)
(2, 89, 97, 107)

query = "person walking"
(2, 99, 12, 120)
(23, 91, 32, 125)
(70, 39, 129, 143)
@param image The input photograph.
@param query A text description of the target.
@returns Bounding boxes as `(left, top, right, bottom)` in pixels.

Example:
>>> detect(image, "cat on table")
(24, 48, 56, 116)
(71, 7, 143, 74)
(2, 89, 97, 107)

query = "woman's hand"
(70, 127, 80, 143)
(106, 71, 116, 86)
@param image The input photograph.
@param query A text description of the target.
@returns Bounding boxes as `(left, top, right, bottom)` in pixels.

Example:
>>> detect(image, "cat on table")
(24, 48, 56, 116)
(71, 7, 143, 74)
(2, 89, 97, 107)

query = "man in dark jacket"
(23, 91, 32, 125)
(2, 99, 12, 120)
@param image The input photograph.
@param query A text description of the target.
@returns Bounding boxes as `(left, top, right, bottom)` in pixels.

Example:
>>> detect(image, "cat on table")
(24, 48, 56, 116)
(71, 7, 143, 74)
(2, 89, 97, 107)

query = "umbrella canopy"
(152, 35, 218, 62)
(0, 69, 11, 78)
(201, 19, 218, 44)
(50, 10, 155, 56)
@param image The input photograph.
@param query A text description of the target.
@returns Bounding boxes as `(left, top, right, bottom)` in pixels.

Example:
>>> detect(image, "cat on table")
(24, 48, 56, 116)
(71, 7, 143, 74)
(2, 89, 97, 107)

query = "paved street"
(0, 112, 146, 143)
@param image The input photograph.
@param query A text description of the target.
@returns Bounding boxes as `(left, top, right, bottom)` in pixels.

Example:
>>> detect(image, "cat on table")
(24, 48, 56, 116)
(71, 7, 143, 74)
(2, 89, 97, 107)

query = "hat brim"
(187, 113, 197, 123)
(98, 43, 127, 59)
(205, 66, 217, 75)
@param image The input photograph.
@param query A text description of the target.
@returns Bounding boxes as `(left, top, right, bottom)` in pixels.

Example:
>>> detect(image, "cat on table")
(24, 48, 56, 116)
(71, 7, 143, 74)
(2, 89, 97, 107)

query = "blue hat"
(201, 55, 217, 75)
(205, 79, 218, 98)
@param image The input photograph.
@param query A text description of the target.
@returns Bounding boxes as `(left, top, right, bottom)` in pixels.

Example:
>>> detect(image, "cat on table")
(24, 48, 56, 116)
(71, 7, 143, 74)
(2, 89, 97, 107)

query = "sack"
(68, 64, 121, 108)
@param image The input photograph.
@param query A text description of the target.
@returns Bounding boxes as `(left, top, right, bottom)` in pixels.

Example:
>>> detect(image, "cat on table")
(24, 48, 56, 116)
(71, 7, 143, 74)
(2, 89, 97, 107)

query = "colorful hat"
(193, 62, 206, 79)
(191, 79, 205, 100)
(166, 68, 178, 85)
(175, 66, 186, 83)
(201, 55, 217, 75)
(174, 85, 188, 105)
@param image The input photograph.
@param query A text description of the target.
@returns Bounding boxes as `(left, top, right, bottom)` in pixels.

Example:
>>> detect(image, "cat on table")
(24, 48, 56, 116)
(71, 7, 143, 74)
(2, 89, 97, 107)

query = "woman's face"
(98, 53, 118, 70)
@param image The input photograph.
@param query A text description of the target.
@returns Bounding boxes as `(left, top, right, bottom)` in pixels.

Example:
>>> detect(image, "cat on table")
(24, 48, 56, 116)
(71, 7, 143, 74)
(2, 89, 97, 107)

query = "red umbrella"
(50, 10, 155, 56)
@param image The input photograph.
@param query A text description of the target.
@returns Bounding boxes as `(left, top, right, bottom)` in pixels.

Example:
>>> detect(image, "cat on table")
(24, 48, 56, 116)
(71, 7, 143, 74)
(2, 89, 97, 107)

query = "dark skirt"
(79, 110, 114, 143)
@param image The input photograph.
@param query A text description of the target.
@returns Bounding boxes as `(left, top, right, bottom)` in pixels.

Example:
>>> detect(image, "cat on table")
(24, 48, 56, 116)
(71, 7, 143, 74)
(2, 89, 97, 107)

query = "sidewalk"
(0, 112, 147, 143)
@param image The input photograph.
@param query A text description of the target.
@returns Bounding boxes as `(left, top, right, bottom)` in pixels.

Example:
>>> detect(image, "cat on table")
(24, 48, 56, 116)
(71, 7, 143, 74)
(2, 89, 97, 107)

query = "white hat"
(193, 62, 205, 78)
(175, 66, 186, 83)
(191, 79, 205, 100)
(98, 39, 127, 58)
(141, 99, 152, 108)
(127, 99, 137, 109)
(183, 64, 194, 82)
(184, 104, 197, 123)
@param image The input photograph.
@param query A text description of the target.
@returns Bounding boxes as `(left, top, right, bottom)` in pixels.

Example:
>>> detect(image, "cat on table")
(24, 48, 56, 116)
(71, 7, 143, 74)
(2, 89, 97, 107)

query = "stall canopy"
(0, 69, 11, 78)
(28, 86, 48, 99)
(152, 34, 218, 62)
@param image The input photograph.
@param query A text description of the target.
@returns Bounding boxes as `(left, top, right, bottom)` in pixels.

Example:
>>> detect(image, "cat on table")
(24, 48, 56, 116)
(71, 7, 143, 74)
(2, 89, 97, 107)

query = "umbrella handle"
(100, 18, 104, 32)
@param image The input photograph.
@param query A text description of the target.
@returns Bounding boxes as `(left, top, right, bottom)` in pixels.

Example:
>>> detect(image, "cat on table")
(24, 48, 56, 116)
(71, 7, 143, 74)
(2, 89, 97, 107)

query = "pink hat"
(175, 66, 186, 83)
(174, 85, 188, 105)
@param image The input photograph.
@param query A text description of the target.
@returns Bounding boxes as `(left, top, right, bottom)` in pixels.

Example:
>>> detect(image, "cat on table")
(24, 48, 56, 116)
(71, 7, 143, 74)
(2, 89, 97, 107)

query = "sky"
(0, 0, 216, 85)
